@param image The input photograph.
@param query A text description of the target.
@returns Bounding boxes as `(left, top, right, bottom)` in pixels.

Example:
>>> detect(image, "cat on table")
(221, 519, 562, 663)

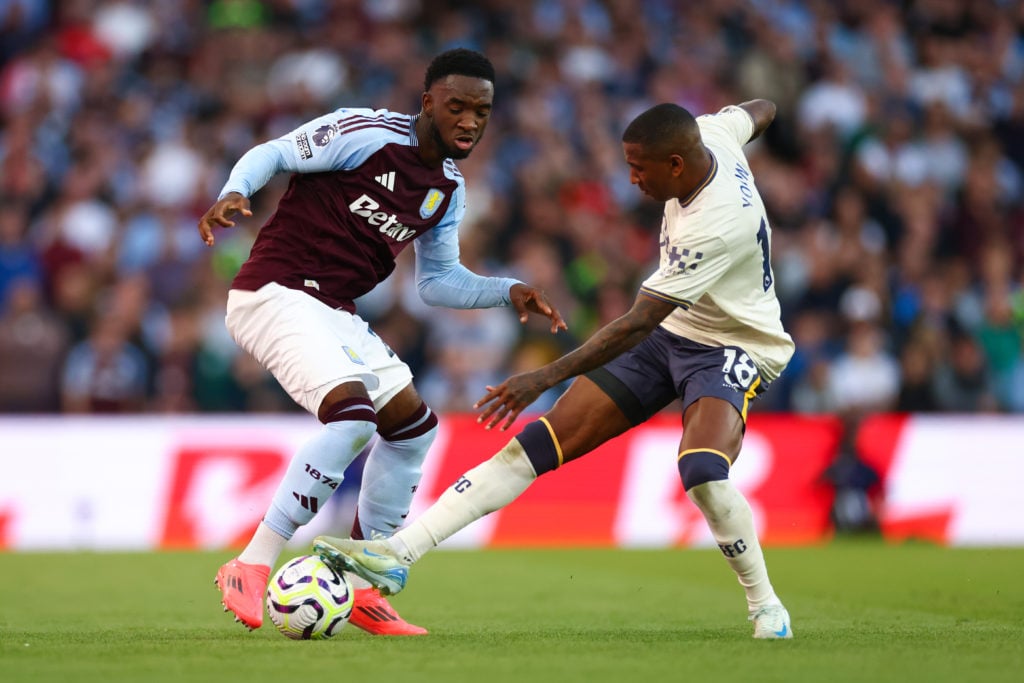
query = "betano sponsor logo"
(348, 193, 416, 242)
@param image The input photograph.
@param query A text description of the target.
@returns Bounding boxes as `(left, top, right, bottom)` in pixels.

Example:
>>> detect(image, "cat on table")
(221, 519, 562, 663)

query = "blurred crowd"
(1, 0, 1023, 420)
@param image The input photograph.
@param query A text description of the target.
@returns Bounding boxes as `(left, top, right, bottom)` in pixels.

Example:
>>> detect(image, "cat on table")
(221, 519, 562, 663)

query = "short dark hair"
(424, 48, 495, 91)
(622, 103, 700, 157)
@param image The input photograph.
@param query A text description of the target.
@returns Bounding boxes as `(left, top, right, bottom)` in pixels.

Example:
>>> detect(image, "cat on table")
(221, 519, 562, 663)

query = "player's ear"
(670, 154, 685, 177)
(421, 91, 433, 115)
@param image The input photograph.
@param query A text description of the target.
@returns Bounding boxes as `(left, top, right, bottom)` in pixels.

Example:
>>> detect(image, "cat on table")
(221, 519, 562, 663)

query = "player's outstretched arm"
(476, 292, 675, 430)
(197, 192, 252, 246)
(509, 283, 567, 333)
(737, 99, 776, 141)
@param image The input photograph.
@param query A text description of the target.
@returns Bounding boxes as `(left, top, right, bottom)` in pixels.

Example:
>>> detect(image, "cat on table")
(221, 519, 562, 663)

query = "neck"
(414, 113, 444, 167)
(677, 145, 712, 199)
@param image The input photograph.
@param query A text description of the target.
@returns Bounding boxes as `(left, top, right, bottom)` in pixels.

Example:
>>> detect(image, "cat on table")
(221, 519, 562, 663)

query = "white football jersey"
(639, 106, 794, 380)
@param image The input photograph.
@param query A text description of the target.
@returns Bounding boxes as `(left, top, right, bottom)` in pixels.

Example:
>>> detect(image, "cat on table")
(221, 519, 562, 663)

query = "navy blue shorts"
(585, 327, 767, 427)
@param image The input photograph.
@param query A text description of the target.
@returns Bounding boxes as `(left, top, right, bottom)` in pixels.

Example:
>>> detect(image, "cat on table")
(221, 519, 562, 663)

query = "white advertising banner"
(0, 414, 1021, 550)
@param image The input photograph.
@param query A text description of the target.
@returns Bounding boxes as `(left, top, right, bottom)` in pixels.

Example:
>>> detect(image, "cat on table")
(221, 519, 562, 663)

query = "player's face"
(623, 142, 679, 202)
(423, 75, 494, 160)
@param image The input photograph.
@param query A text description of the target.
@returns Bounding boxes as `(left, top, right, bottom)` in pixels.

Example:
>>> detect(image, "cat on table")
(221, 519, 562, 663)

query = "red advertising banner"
(409, 413, 844, 547)
(162, 446, 290, 549)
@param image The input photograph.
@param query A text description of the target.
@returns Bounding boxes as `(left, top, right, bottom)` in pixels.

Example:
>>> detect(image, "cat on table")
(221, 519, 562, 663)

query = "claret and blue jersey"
(220, 107, 516, 313)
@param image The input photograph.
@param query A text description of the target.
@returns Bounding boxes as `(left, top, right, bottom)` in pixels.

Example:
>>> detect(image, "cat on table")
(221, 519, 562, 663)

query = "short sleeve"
(281, 108, 403, 173)
(699, 105, 756, 147)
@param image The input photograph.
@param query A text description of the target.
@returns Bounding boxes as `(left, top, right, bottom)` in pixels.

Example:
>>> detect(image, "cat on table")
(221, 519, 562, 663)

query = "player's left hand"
(510, 283, 567, 334)
(475, 370, 549, 431)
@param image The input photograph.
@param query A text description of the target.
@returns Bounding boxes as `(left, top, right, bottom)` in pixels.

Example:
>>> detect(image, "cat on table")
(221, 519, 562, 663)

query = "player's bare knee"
(318, 381, 371, 422)
(682, 398, 745, 454)
(378, 400, 438, 452)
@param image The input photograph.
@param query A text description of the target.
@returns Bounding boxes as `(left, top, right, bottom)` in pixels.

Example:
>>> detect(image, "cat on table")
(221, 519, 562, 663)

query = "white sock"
(388, 438, 536, 563)
(687, 479, 779, 612)
(355, 426, 435, 539)
(256, 418, 376, 566)
(237, 522, 288, 567)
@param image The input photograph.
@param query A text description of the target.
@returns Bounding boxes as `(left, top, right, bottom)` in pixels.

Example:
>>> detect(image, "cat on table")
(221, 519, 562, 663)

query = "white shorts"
(226, 283, 413, 415)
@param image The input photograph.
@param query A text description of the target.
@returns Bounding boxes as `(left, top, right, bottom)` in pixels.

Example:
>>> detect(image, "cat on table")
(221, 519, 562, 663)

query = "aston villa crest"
(419, 188, 445, 219)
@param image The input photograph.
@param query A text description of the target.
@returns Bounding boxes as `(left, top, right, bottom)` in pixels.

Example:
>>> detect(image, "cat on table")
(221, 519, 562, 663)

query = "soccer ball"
(266, 555, 354, 640)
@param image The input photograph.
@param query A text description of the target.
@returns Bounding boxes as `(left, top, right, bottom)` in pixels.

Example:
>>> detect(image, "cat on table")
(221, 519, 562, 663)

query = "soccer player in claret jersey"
(314, 100, 797, 639)
(200, 48, 566, 635)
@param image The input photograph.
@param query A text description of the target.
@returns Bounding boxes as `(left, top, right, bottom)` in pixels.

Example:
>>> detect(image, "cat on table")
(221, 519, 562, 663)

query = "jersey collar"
(677, 150, 718, 208)
(409, 114, 420, 144)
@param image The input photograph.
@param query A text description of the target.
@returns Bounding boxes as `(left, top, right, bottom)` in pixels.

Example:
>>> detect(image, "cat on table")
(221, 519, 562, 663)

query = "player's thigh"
(319, 353, 417, 425)
(546, 333, 680, 462)
(226, 283, 403, 416)
(544, 376, 633, 463)
(322, 317, 416, 418)
(674, 344, 765, 462)
(679, 396, 745, 461)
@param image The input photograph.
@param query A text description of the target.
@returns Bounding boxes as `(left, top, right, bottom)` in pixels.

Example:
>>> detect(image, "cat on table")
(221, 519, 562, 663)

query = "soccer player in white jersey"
(314, 100, 797, 639)
(199, 49, 566, 635)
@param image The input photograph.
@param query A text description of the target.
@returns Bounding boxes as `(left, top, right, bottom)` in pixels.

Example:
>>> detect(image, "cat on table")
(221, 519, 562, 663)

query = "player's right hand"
(474, 370, 549, 431)
(198, 192, 252, 246)
(509, 283, 568, 334)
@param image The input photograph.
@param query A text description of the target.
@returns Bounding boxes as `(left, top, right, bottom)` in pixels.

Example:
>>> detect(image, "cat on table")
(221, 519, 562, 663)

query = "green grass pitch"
(1, 542, 1022, 683)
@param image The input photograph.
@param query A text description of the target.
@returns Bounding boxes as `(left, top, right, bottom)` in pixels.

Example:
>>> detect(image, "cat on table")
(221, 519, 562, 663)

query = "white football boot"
(750, 604, 793, 639)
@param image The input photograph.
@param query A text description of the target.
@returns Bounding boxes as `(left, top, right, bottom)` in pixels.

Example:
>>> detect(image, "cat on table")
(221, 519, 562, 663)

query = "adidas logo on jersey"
(374, 171, 396, 191)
